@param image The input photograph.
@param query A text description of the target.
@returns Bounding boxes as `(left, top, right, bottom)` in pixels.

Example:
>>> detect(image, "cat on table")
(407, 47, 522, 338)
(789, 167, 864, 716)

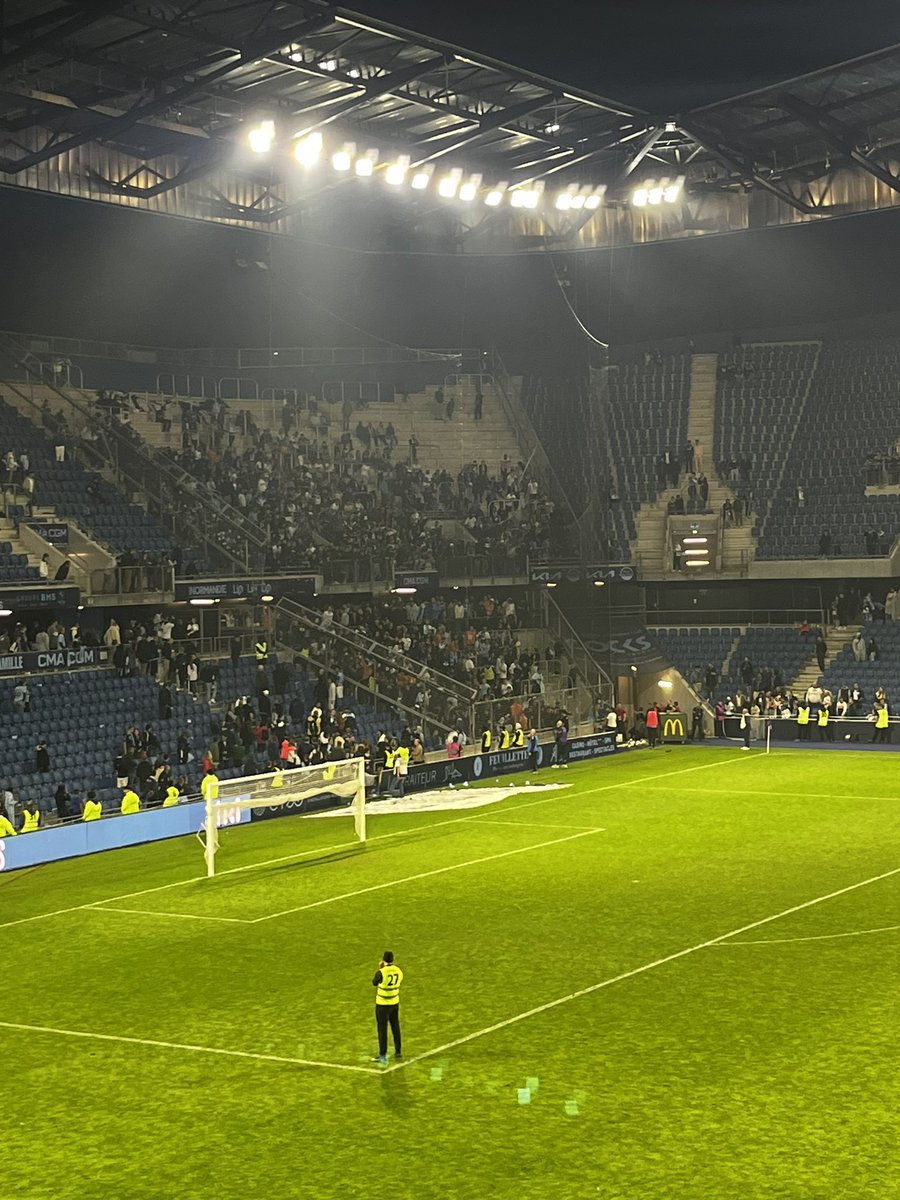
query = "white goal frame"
(202, 758, 367, 878)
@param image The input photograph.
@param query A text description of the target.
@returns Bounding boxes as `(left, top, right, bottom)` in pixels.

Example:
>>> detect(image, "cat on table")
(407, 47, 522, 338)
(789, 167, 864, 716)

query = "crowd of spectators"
(863, 446, 900, 487)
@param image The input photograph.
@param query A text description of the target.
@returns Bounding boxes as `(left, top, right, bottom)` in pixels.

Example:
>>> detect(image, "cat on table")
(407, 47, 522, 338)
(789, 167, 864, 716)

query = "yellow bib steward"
(796, 705, 810, 726)
(376, 965, 403, 1006)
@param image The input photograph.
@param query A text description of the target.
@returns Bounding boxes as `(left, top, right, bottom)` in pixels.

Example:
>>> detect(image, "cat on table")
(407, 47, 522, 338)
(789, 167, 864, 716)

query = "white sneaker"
(741, 746, 750, 751)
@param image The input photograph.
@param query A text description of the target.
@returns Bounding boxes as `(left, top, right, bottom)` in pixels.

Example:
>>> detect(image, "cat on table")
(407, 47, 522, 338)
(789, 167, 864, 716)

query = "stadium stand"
(0, 396, 175, 558)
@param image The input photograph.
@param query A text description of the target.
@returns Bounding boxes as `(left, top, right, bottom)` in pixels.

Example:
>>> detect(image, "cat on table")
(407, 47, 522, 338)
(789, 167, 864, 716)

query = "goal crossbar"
(202, 758, 366, 878)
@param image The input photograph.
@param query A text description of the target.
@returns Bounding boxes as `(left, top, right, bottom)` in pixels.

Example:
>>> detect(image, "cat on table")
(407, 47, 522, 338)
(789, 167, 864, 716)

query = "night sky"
(350, 1, 900, 111)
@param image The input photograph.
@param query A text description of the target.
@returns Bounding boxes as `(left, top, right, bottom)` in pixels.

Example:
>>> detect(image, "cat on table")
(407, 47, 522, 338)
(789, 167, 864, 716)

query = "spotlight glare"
(385, 156, 409, 185)
(484, 186, 506, 206)
(320, 58, 337, 71)
(647, 186, 664, 205)
(410, 166, 433, 190)
(438, 170, 461, 198)
(632, 187, 648, 207)
(570, 192, 586, 209)
(555, 191, 573, 210)
(247, 119, 275, 154)
(458, 174, 481, 202)
(355, 149, 378, 177)
(332, 144, 354, 171)
(293, 131, 322, 167)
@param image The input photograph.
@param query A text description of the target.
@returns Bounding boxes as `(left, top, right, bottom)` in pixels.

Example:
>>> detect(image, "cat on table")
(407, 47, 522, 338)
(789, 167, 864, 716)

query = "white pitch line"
(475, 819, 606, 832)
(88, 905, 251, 924)
(0, 1020, 378, 1075)
(251, 828, 602, 923)
(384, 861, 900, 1073)
(0, 751, 758, 932)
(716, 923, 900, 947)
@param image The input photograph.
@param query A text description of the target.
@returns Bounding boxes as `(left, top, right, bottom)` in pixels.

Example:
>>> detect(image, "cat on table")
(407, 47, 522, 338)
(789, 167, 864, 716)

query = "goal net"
(202, 757, 366, 877)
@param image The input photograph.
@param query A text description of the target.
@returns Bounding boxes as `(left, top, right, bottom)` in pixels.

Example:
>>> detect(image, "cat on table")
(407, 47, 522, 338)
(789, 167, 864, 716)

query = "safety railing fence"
(471, 684, 600, 740)
(273, 611, 455, 742)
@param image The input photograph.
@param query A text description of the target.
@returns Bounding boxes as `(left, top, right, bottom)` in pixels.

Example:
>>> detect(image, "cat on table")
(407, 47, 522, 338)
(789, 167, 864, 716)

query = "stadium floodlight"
(484, 183, 507, 206)
(544, 122, 561, 133)
(555, 185, 577, 211)
(647, 185, 664, 205)
(385, 155, 410, 185)
(457, 173, 482, 202)
(438, 169, 462, 198)
(393, 586, 417, 595)
(355, 149, 378, 176)
(348, 67, 361, 78)
(259, 593, 275, 603)
(247, 119, 275, 154)
(320, 58, 338, 71)
(632, 186, 648, 207)
(511, 185, 541, 209)
(293, 131, 323, 167)
(570, 190, 587, 210)
(202, 759, 367, 878)
(189, 597, 217, 606)
(332, 143, 354, 171)
(410, 165, 433, 190)
(585, 186, 606, 210)
(664, 175, 685, 203)
(289, 50, 304, 64)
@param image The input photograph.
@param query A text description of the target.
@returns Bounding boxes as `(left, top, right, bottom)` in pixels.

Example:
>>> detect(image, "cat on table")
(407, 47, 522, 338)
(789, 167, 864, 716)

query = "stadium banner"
(249, 731, 618, 822)
(0, 584, 80, 610)
(174, 576, 316, 602)
(0, 799, 250, 874)
(661, 714, 687, 744)
(0, 645, 110, 676)
(393, 571, 440, 591)
(529, 564, 637, 584)
(27, 521, 70, 546)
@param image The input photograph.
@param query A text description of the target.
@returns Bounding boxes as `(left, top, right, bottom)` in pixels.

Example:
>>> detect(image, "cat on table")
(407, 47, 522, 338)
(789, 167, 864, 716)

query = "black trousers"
(376, 1004, 401, 1056)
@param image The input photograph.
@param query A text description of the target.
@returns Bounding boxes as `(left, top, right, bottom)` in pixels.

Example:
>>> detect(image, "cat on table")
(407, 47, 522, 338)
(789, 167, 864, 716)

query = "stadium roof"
(1, 2, 900, 227)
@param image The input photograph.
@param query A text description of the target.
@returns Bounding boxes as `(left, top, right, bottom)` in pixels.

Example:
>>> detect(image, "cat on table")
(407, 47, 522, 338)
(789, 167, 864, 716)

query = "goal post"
(202, 757, 367, 878)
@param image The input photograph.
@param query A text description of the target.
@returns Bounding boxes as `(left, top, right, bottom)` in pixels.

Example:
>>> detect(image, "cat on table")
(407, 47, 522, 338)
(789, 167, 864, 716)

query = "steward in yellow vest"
(512, 725, 525, 748)
(82, 795, 103, 821)
(0, 813, 17, 836)
(22, 805, 41, 832)
(500, 727, 511, 750)
(201, 773, 219, 802)
(121, 789, 140, 815)
(371, 950, 403, 1064)
(481, 727, 492, 752)
(796, 704, 810, 740)
(163, 785, 181, 808)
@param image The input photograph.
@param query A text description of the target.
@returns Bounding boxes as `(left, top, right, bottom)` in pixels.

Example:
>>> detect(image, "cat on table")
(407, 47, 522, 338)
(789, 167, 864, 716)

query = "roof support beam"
(0, 12, 335, 173)
(409, 93, 557, 164)
(0, 0, 128, 72)
(679, 120, 819, 214)
(291, 54, 449, 134)
(777, 91, 900, 194)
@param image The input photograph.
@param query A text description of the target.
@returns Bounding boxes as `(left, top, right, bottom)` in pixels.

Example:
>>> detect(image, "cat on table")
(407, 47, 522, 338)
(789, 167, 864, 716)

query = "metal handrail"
(276, 596, 476, 704)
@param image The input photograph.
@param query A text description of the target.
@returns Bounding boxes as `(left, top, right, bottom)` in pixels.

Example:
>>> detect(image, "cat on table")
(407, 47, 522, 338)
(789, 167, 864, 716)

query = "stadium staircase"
(789, 627, 859, 694)
(631, 353, 757, 573)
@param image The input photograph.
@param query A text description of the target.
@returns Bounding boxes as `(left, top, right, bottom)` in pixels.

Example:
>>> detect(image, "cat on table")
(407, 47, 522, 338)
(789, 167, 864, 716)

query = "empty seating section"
(0, 542, 38, 582)
(519, 377, 608, 549)
(819, 622, 900, 696)
(604, 357, 691, 559)
(756, 339, 900, 559)
(0, 669, 214, 813)
(0, 397, 173, 554)
(1, 655, 405, 820)
(651, 626, 740, 691)
(714, 342, 820, 535)
(716, 627, 813, 697)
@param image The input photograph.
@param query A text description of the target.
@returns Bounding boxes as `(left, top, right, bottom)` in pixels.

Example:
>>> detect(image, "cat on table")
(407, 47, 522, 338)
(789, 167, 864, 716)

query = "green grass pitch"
(3, 746, 898, 1200)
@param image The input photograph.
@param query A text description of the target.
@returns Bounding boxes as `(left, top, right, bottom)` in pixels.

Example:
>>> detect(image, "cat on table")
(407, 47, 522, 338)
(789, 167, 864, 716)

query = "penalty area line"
(385, 861, 900, 1073)
(251, 828, 602, 923)
(0, 750, 761, 933)
(0, 1020, 380, 1074)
